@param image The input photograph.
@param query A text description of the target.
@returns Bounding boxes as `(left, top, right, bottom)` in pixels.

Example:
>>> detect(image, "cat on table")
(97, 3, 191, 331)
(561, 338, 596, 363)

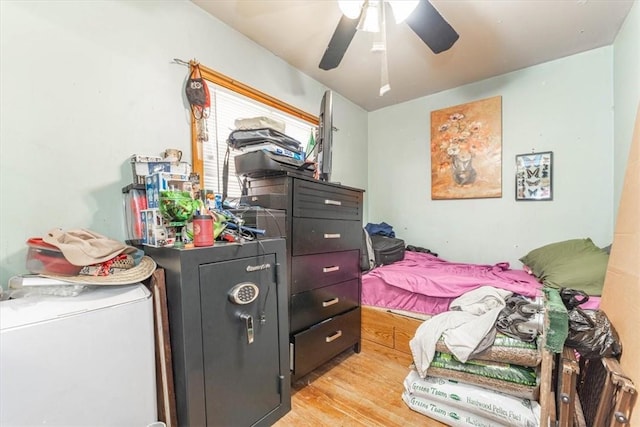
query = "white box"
(131, 155, 191, 185)
(0, 284, 158, 426)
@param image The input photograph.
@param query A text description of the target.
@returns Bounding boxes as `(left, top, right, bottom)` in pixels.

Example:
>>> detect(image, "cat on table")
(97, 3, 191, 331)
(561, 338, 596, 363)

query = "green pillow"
(519, 238, 609, 296)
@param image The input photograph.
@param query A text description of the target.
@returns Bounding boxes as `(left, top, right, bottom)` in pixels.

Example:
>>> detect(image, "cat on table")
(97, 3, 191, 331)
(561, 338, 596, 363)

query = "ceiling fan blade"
(319, 15, 359, 70)
(406, 0, 459, 54)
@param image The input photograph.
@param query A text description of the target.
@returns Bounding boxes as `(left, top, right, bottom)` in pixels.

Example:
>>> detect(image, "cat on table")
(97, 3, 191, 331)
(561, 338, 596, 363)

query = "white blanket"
(409, 286, 512, 378)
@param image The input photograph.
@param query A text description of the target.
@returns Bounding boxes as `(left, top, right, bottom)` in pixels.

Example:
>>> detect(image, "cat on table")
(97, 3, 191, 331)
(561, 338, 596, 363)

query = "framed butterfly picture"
(515, 151, 553, 201)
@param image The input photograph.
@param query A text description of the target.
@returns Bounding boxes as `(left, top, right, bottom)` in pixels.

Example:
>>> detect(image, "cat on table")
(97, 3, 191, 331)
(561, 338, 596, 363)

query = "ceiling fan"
(319, 0, 459, 71)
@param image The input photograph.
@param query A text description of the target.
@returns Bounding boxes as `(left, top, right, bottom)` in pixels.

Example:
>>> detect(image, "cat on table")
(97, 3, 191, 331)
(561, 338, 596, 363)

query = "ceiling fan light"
(338, 0, 364, 19)
(357, 1, 380, 32)
(388, 0, 419, 23)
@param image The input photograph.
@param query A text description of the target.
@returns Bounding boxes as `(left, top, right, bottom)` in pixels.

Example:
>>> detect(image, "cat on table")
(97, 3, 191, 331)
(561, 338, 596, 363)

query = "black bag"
(560, 288, 623, 359)
(370, 235, 405, 266)
(185, 63, 210, 119)
(360, 228, 375, 271)
(566, 307, 622, 359)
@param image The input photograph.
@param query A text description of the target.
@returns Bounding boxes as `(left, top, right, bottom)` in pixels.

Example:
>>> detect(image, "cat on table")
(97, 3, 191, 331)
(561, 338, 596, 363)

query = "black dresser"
(145, 240, 290, 427)
(243, 174, 364, 381)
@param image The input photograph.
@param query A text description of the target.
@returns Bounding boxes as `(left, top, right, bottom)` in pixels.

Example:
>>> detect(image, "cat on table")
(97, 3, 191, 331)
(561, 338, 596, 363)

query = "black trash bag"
(560, 288, 622, 359)
(566, 308, 622, 359)
(560, 287, 590, 310)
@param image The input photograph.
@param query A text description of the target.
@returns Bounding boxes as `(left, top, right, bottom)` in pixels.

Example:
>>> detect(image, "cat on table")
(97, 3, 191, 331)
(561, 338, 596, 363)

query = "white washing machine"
(0, 283, 158, 426)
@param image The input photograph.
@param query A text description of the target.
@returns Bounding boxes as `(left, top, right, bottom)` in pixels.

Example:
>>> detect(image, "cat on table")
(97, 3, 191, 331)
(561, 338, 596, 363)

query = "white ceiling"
(192, 0, 635, 112)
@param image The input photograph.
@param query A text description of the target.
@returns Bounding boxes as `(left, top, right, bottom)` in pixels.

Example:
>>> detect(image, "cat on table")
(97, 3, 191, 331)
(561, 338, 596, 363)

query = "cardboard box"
(145, 172, 190, 209)
(599, 107, 640, 426)
(140, 208, 170, 247)
(130, 154, 191, 185)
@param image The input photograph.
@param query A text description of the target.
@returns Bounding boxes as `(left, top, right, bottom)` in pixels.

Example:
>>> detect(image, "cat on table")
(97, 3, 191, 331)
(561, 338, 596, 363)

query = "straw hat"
(41, 256, 156, 285)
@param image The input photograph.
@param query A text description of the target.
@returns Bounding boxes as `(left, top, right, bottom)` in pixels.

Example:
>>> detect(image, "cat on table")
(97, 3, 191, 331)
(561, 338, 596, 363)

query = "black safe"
(145, 239, 290, 427)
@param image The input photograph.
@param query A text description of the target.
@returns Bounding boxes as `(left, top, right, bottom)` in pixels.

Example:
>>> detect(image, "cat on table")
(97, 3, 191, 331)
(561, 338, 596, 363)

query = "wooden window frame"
(190, 62, 319, 181)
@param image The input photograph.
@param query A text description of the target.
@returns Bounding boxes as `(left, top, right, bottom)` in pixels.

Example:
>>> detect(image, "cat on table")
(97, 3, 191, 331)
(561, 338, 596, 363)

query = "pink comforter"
(362, 251, 601, 316)
(366, 251, 542, 298)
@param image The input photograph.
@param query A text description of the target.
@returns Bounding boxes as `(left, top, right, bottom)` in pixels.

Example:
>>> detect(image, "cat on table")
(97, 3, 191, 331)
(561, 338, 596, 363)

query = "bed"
(361, 246, 603, 353)
(364, 250, 543, 315)
(362, 241, 603, 321)
(361, 239, 609, 426)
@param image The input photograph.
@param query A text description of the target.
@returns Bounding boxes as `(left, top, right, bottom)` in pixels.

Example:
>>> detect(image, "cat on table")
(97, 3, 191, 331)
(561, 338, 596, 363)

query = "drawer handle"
(323, 266, 340, 273)
(323, 233, 341, 239)
(325, 330, 343, 343)
(322, 297, 340, 307)
(324, 199, 342, 206)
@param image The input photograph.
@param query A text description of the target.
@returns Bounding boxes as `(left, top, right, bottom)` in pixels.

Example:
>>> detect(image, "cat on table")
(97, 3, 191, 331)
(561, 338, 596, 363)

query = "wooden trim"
(189, 62, 319, 183)
(361, 306, 423, 356)
(190, 116, 201, 188)
(145, 269, 178, 427)
(197, 63, 319, 125)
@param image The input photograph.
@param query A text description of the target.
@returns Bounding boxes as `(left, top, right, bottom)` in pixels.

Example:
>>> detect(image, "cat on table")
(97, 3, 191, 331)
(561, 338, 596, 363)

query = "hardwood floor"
(274, 340, 447, 427)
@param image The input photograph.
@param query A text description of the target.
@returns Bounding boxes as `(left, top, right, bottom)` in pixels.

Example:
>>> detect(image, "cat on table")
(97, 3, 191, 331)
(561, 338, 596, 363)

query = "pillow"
(519, 238, 609, 296)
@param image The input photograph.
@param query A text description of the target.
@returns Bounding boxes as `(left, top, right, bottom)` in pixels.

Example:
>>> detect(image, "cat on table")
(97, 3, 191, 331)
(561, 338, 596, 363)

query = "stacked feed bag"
(426, 351, 539, 400)
(402, 370, 540, 427)
(404, 292, 546, 426)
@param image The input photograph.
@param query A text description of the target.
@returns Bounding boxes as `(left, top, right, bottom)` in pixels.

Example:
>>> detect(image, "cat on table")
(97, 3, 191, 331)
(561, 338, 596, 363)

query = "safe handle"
(240, 313, 254, 344)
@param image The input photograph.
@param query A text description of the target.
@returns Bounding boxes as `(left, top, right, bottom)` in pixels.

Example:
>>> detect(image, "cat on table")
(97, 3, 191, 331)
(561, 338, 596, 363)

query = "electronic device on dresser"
(233, 89, 333, 182)
(313, 89, 333, 182)
(242, 174, 364, 382)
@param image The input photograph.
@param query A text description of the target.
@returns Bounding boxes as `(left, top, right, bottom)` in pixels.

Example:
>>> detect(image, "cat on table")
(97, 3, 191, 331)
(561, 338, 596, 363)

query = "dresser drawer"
(291, 308, 361, 379)
(291, 250, 359, 293)
(290, 279, 359, 333)
(293, 179, 363, 221)
(291, 218, 361, 256)
(244, 176, 291, 210)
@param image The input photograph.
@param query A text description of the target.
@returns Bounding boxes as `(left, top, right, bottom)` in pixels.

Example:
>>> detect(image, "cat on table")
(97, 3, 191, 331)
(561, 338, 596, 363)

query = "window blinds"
(202, 82, 315, 200)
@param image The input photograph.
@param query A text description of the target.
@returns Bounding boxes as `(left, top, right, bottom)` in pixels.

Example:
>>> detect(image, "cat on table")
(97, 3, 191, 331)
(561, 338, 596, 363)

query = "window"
(190, 64, 318, 201)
